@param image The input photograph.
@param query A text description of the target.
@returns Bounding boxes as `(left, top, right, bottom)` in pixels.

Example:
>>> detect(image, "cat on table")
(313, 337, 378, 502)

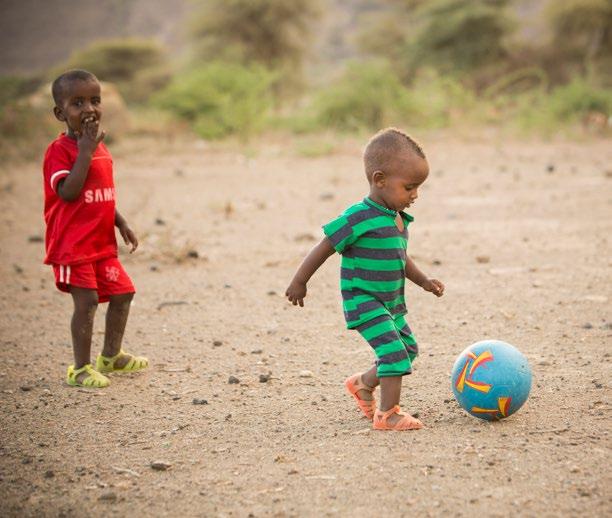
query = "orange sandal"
(373, 405, 423, 431)
(344, 373, 376, 420)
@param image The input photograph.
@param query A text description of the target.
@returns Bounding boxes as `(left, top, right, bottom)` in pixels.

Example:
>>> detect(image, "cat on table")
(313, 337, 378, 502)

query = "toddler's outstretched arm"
(405, 256, 445, 297)
(286, 237, 335, 307)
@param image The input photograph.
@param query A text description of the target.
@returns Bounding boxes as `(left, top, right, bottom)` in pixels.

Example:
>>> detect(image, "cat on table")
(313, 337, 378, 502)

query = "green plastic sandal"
(96, 349, 149, 373)
(66, 364, 110, 388)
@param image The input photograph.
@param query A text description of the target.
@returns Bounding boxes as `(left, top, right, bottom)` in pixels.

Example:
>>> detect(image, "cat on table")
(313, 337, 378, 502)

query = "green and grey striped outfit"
(323, 197, 418, 377)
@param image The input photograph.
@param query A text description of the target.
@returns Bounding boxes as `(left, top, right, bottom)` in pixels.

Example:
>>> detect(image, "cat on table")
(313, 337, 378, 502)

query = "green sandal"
(66, 364, 110, 388)
(96, 349, 149, 373)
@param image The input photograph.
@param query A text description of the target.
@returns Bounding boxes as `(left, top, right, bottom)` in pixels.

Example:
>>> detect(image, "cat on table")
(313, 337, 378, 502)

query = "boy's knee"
(73, 290, 99, 314)
(109, 292, 134, 306)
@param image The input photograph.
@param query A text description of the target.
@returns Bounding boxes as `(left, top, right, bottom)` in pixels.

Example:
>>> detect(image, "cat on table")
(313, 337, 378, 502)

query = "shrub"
(190, 0, 321, 97)
(313, 61, 417, 132)
(153, 63, 275, 140)
(58, 38, 170, 103)
(0, 75, 43, 111)
(61, 38, 165, 82)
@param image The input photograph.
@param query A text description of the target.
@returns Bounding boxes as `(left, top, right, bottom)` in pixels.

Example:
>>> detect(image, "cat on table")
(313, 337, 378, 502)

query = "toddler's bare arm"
(286, 237, 335, 306)
(405, 256, 444, 297)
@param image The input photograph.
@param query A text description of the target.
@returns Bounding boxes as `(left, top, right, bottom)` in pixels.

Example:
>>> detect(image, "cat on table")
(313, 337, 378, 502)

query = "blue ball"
(450, 340, 532, 421)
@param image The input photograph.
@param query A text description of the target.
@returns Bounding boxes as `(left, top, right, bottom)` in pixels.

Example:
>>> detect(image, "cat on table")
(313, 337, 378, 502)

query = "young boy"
(43, 69, 148, 388)
(286, 128, 444, 430)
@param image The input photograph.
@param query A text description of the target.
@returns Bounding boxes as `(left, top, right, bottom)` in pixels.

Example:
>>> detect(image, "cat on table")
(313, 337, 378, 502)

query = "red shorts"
(53, 257, 135, 303)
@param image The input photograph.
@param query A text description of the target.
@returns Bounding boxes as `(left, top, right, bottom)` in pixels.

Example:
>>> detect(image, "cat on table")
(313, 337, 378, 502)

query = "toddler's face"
(375, 153, 429, 212)
(54, 79, 102, 136)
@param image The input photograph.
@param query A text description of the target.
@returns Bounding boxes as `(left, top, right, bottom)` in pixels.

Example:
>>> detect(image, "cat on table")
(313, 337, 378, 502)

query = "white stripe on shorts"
(59, 265, 64, 283)
(66, 265, 71, 284)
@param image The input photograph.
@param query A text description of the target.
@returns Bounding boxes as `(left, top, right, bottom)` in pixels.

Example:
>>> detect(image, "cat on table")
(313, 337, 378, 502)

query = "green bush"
(0, 75, 43, 111)
(546, 79, 611, 121)
(58, 38, 170, 103)
(62, 38, 165, 82)
(153, 63, 275, 140)
(513, 78, 611, 132)
(313, 61, 417, 132)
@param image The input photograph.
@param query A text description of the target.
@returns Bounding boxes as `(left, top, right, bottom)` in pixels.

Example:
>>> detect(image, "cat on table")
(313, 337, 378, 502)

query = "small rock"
(319, 192, 334, 201)
(546, 164, 555, 173)
(99, 491, 117, 502)
(186, 250, 199, 259)
(476, 255, 490, 264)
(259, 373, 271, 383)
(192, 398, 208, 405)
(251, 349, 263, 354)
(212, 340, 223, 347)
(13, 264, 23, 274)
(151, 461, 171, 471)
(582, 323, 593, 329)
(432, 259, 442, 266)
(20, 385, 33, 392)
(44, 470, 54, 478)
(228, 376, 240, 384)
(150, 265, 159, 272)
(299, 370, 313, 378)
(267, 290, 276, 296)
(28, 235, 43, 243)
(154, 218, 166, 226)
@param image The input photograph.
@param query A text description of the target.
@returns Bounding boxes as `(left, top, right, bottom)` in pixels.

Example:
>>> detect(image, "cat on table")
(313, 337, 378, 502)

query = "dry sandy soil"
(0, 134, 610, 517)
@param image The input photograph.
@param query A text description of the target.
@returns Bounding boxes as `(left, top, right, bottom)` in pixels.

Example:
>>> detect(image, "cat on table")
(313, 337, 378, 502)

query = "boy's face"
(372, 152, 429, 212)
(53, 79, 102, 137)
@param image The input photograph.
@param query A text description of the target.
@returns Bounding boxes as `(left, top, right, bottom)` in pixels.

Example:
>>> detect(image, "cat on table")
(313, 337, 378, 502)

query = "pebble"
(151, 461, 171, 471)
(259, 374, 271, 383)
(192, 398, 208, 405)
(44, 470, 54, 478)
(99, 491, 118, 502)
(213, 340, 223, 347)
(251, 349, 263, 354)
(20, 385, 32, 392)
(228, 376, 240, 384)
(582, 323, 593, 329)
(299, 370, 313, 378)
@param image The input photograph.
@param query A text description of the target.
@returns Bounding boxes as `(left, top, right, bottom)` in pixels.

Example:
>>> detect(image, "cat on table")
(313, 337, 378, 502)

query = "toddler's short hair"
(364, 127, 425, 181)
(52, 69, 99, 106)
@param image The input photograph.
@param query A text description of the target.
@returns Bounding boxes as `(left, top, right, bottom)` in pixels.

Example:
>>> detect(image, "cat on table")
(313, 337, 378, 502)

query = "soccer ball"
(451, 340, 532, 421)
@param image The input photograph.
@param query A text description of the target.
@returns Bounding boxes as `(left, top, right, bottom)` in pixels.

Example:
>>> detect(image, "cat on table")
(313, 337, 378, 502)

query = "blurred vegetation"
(1, 0, 610, 154)
(189, 0, 321, 97)
(546, 0, 612, 84)
(153, 63, 275, 140)
(59, 38, 172, 103)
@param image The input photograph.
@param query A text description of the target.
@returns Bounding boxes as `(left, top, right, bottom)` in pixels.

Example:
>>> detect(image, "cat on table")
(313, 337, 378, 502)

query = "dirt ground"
(0, 133, 610, 517)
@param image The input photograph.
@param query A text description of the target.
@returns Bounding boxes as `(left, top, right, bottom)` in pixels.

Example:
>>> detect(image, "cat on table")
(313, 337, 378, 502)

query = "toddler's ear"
(53, 106, 66, 122)
(372, 170, 386, 186)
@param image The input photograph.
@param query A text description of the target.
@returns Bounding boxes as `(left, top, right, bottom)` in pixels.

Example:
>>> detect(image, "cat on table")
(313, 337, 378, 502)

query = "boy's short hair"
(52, 69, 99, 106)
(364, 127, 426, 181)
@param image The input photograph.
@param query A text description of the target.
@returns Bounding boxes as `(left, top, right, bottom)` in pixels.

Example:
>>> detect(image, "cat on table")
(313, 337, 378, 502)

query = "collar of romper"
(364, 197, 414, 222)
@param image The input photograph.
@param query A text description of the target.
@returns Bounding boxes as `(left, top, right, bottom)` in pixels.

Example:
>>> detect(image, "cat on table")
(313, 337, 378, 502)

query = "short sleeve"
(323, 214, 359, 254)
(44, 141, 73, 193)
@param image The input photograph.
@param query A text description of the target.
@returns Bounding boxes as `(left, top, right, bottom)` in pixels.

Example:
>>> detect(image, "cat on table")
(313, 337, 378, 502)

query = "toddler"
(286, 128, 444, 430)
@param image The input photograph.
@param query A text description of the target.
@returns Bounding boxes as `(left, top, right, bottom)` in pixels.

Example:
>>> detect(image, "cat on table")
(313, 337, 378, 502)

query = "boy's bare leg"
(101, 292, 134, 368)
(69, 287, 99, 381)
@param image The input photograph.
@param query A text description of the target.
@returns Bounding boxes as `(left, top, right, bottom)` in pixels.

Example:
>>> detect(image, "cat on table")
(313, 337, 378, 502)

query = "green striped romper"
(323, 197, 418, 377)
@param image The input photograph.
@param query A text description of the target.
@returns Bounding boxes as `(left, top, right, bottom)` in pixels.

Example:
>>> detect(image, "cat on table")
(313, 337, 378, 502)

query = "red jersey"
(43, 134, 117, 265)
